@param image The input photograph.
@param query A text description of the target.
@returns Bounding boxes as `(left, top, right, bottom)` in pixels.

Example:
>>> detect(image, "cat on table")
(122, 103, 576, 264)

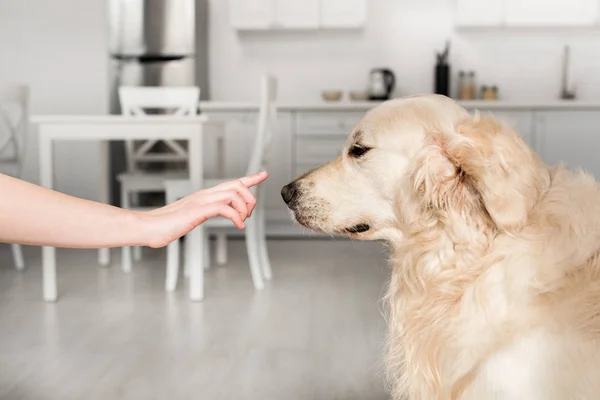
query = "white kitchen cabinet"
(275, 0, 319, 29)
(296, 111, 363, 135)
(455, 0, 504, 27)
(504, 0, 598, 26)
(538, 111, 600, 180)
(230, 0, 365, 30)
(229, 0, 275, 30)
(295, 136, 346, 175)
(320, 0, 366, 28)
(294, 111, 362, 175)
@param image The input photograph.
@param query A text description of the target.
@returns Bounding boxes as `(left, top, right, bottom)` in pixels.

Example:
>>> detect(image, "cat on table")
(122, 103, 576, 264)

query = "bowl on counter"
(321, 90, 343, 102)
(348, 90, 368, 101)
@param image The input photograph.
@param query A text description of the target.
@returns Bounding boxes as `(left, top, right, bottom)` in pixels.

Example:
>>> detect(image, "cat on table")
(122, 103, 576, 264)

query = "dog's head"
(282, 94, 550, 241)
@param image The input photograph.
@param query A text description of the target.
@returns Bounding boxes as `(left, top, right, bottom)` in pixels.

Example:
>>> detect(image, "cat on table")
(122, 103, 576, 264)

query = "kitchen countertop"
(198, 99, 600, 112)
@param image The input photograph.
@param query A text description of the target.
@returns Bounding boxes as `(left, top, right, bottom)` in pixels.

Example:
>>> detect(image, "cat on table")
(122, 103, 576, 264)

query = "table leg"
(188, 129, 204, 301)
(98, 140, 111, 266)
(39, 134, 57, 302)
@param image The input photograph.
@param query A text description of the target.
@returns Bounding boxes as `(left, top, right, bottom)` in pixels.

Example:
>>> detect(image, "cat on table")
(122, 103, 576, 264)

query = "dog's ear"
(411, 113, 549, 232)
(410, 132, 483, 223)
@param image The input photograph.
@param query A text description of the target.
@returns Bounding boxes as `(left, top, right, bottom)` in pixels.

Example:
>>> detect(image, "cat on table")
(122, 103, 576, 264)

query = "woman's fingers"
(202, 190, 249, 220)
(238, 171, 268, 188)
(209, 179, 259, 216)
(198, 203, 245, 229)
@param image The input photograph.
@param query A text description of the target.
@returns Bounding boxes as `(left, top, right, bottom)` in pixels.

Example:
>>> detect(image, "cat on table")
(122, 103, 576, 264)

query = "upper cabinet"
(456, 0, 600, 28)
(274, 0, 320, 29)
(320, 0, 366, 28)
(230, 0, 366, 30)
(505, 0, 598, 26)
(230, 0, 275, 30)
(455, 0, 504, 27)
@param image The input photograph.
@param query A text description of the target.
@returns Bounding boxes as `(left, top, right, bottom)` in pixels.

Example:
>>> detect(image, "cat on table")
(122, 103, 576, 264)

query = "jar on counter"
(460, 71, 476, 100)
(482, 85, 498, 100)
(457, 70, 465, 99)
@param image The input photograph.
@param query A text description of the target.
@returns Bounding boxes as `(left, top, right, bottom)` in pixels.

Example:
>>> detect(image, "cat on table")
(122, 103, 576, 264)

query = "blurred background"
(0, 0, 597, 399)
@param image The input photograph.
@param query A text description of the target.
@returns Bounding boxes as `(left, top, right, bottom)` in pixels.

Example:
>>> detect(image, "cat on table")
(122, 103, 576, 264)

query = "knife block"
(434, 63, 450, 97)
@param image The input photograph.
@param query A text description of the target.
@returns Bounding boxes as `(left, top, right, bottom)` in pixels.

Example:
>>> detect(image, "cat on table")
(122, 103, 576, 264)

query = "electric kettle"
(368, 68, 395, 100)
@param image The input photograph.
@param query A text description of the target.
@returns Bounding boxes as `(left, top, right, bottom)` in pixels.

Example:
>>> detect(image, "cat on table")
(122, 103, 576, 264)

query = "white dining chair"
(0, 84, 28, 270)
(118, 86, 229, 273)
(117, 86, 199, 272)
(163, 74, 277, 292)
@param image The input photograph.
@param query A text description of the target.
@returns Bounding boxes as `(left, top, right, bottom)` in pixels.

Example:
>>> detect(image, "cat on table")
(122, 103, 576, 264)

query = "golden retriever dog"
(281, 94, 600, 399)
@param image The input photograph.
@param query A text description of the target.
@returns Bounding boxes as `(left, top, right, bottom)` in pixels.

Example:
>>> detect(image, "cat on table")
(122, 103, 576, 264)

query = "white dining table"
(31, 115, 224, 302)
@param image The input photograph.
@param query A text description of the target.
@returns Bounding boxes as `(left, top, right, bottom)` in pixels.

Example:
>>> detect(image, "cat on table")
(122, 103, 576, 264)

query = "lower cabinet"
(205, 107, 600, 226)
(293, 111, 363, 175)
(537, 111, 600, 180)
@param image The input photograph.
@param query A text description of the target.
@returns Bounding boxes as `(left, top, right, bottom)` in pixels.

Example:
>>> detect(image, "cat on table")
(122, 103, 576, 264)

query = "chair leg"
(184, 236, 192, 278)
(122, 246, 132, 273)
(133, 246, 142, 261)
(215, 233, 227, 265)
(165, 236, 180, 292)
(256, 202, 272, 281)
(204, 233, 211, 270)
(11, 244, 24, 271)
(245, 218, 265, 290)
(120, 187, 133, 272)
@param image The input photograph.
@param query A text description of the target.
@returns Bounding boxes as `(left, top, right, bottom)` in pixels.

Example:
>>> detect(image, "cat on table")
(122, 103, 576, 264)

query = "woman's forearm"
(0, 171, 268, 249)
(0, 173, 143, 248)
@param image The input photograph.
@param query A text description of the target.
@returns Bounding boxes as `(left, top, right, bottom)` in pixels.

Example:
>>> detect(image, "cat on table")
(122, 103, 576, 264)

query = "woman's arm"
(0, 171, 268, 249)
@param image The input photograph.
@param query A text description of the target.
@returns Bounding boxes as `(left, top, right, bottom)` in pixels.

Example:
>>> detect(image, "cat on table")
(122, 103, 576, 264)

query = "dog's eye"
(349, 145, 369, 158)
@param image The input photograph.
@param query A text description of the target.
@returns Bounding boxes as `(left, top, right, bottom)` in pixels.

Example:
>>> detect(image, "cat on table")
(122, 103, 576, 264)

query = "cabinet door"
(505, 0, 598, 26)
(275, 0, 319, 29)
(230, 0, 274, 29)
(455, 0, 503, 27)
(320, 0, 366, 28)
(539, 111, 600, 180)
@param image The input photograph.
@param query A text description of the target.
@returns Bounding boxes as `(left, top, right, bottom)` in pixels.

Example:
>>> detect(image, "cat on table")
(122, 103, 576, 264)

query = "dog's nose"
(281, 183, 298, 205)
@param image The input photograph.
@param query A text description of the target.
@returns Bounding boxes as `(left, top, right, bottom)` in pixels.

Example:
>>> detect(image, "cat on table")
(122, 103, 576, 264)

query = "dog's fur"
(282, 94, 600, 399)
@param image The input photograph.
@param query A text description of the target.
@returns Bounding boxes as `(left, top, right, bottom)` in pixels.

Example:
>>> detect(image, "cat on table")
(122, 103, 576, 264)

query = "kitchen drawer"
(296, 112, 363, 135)
(295, 137, 346, 165)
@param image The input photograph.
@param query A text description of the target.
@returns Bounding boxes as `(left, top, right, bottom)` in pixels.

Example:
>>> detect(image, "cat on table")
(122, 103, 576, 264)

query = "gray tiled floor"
(0, 239, 391, 400)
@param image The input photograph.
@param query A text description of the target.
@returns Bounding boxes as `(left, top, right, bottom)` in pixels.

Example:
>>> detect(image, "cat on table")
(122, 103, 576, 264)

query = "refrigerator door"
(108, 0, 195, 56)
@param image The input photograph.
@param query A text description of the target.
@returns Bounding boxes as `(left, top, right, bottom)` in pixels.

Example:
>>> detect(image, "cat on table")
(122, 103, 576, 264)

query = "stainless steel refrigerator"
(107, 0, 209, 206)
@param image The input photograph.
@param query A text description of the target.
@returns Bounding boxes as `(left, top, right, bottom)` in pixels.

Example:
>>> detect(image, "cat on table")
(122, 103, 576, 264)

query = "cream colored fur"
(283, 94, 600, 399)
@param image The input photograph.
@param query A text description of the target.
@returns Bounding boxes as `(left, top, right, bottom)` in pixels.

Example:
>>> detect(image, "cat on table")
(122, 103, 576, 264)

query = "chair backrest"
(245, 75, 277, 179)
(118, 86, 200, 172)
(119, 86, 200, 116)
(0, 84, 29, 178)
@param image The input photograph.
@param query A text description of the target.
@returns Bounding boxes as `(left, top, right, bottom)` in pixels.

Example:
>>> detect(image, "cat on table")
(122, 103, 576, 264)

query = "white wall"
(0, 0, 108, 199)
(208, 0, 600, 103)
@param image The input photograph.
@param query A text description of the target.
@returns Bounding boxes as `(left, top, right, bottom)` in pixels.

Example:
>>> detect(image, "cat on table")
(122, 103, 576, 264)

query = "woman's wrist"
(124, 209, 150, 248)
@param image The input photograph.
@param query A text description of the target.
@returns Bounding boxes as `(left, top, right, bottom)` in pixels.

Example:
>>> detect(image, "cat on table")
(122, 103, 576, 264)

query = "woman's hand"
(140, 171, 268, 248)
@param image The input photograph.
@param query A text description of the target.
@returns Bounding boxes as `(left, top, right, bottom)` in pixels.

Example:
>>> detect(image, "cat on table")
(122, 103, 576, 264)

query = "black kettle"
(368, 68, 395, 100)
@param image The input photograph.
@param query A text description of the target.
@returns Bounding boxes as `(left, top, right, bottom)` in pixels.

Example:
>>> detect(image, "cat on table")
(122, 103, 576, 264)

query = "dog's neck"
(393, 207, 495, 293)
